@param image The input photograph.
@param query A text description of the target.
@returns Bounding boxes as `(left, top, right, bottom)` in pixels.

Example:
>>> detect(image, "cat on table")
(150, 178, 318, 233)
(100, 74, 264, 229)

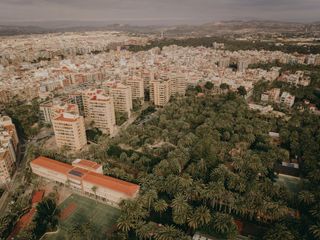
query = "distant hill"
(0, 22, 165, 36)
(0, 20, 319, 37)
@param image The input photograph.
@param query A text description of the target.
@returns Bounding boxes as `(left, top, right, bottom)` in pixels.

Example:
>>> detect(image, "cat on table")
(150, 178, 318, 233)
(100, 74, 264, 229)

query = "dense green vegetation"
(0, 193, 59, 240)
(0, 175, 36, 239)
(250, 63, 320, 108)
(16, 196, 59, 239)
(128, 37, 320, 54)
(249, 62, 320, 73)
(4, 99, 40, 138)
(67, 222, 95, 240)
(0, 188, 4, 198)
(277, 112, 320, 240)
(83, 90, 318, 240)
(5, 59, 319, 239)
(0, 213, 18, 239)
(116, 112, 129, 126)
(252, 80, 270, 102)
(20, 88, 314, 240)
(16, 86, 320, 239)
(86, 128, 103, 143)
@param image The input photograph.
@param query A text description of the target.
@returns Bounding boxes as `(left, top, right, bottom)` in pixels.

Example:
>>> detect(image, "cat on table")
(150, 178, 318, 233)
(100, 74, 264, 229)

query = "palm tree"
(194, 206, 211, 226)
(187, 215, 199, 230)
(65, 179, 71, 188)
(198, 158, 207, 174)
(0, 214, 15, 238)
(212, 212, 237, 237)
(173, 211, 189, 225)
(178, 174, 194, 192)
(204, 81, 214, 90)
(263, 224, 295, 240)
(120, 199, 149, 220)
(136, 221, 157, 240)
(91, 185, 98, 202)
(189, 181, 206, 202)
(153, 199, 168, 216)
(237, 86, 247, 97)
(143, 189, 158, 211)
(171, 194, 189, 213)
(205, 182, 226, 211)
(117, 215, 135, 233)
(220, 83, 230, 94)
(171, 194, 191, 224)
(298, 190, 316, 206)
(310, 204, 320, 219)
(310, 223, 320, 240)
(154, 225, 187, 240)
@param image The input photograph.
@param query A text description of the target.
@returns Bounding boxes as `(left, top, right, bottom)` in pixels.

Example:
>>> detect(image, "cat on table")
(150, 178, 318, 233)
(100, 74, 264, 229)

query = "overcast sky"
(0, 0, 319, 25)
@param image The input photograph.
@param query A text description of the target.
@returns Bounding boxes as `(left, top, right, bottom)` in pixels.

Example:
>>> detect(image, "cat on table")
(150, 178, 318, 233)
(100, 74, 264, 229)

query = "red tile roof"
(31, 157, 140, 197)
(83, 171, 140, 197)
(32, 190, 45, 204)
(53, 114, 79, 122)
(74, 159, 101, 170)
(31, 156, 73, 174)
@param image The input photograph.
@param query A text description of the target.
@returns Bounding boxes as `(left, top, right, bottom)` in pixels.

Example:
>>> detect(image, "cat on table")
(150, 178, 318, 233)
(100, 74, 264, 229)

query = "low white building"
(30, 157, 140, 206)
(280, 92, 295, 108)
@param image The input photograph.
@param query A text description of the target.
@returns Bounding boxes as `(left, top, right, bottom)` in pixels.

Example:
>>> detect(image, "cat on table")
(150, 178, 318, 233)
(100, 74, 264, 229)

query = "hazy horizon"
(0, 0, 319, 26)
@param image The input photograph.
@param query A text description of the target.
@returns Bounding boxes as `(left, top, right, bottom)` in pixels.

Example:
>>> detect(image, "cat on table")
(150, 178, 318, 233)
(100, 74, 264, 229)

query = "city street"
(0, 129, 53, 216)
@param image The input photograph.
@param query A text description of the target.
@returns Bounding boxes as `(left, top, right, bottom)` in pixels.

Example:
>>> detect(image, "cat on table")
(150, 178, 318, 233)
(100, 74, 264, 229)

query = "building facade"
(237, 59, 250, 72)
(52, 113, 87, 151)
(81, 89, 105, 117)
(150, 79, 172, 107)
(0, 116, 19, 186)
(125, 78, 145, 102)
(87, 94, 116, 136)
(170, 72, 187, 96)
(280, 92, 295, 108)
(40, 101, 79, 124)
(108, 83, 133, 117)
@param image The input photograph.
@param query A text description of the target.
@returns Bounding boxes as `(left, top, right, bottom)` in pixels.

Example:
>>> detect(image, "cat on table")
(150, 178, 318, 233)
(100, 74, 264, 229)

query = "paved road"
(112, 103, 149, 137)
(0, 131, 53, 216)
(0, 143, 27, 216)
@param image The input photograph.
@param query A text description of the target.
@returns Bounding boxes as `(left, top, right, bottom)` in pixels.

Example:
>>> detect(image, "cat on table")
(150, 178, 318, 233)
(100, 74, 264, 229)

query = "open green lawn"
(45, 194, 120, 240)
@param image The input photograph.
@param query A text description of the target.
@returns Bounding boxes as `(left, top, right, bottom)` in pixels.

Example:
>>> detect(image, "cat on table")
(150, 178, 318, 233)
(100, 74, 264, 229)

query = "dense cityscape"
(1, 1, 320, 240)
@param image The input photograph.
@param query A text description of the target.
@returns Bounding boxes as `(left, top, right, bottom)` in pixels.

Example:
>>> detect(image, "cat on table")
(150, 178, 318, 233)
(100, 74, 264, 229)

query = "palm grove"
(79, 87, 317, 240)
(3, 84, 320, 239)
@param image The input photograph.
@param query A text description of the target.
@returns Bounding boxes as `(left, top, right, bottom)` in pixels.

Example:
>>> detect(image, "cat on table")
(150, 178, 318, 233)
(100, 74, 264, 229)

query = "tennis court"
(45, 194, 120, 240)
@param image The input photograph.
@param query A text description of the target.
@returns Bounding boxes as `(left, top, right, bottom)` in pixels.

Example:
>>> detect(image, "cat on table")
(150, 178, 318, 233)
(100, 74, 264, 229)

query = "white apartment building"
(237, 59, 250, 72)
(40, 101, 79, 124)
(87, 94, 116, 136)
(280, 92, 295, 108)
(0, 116, 19, 186)
(218, 57, 230, 68)
(150, 79, 172, 107)
(108, 83, 133, 117)
(125, 77, 145, 102)
(170, 72, 187, 96)
(81, 89, 105, 117)
(261, 88, 281, 103)
(52, 113, 87, 151)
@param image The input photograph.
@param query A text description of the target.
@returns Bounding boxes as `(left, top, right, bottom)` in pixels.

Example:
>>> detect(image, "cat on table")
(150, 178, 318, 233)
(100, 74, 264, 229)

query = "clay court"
(59, 202, 77, 221)
(44, 194, 120, 240)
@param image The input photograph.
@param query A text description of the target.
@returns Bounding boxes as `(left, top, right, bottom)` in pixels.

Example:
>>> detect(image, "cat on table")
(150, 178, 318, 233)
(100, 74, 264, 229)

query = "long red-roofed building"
(30, 156, 139, 206)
